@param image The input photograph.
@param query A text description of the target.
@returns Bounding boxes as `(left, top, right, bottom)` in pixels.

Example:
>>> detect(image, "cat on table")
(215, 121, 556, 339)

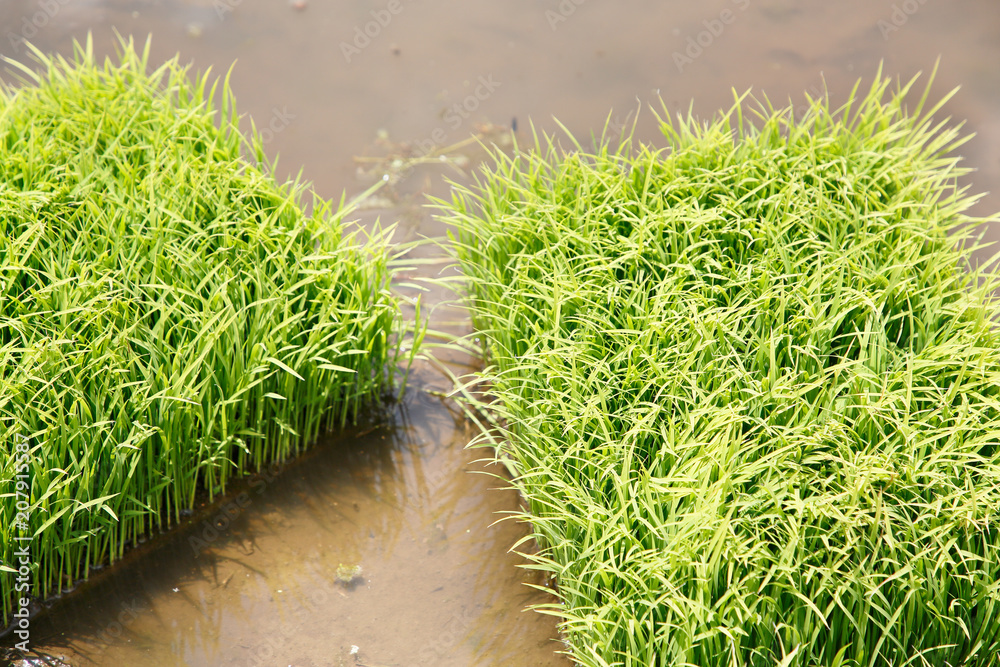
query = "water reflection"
(14, 386, 567, 666)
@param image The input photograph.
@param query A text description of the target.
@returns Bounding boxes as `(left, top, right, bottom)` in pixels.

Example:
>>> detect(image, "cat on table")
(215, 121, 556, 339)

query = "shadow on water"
(2, 0, 1000, 664)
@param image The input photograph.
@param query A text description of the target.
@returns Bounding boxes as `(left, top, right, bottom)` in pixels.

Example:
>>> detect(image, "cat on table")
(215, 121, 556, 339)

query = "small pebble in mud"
(336, 563, 363, 585)
(290, 0, 307, 9)
(390, 43, 401, 56)
(185, 22, 203, 38)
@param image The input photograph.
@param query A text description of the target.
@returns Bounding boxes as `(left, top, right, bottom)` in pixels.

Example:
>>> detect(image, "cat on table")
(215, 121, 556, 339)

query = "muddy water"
(2, 0, 999, 665)
(13, 381, 566, 666)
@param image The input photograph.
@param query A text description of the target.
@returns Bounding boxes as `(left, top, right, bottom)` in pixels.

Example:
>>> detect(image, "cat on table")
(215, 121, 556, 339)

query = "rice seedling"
(0, 36, 413, 624)
(440, 68, 1000, 666)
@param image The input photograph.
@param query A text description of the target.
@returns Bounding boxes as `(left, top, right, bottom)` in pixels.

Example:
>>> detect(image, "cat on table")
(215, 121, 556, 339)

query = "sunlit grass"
(441, 69, 1000, 666)
(0, 37, 412, 623)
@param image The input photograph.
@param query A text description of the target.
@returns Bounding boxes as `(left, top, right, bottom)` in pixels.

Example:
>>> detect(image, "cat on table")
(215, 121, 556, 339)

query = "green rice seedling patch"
(0, 37, 410, 623)
(441, 70, 1000, 666)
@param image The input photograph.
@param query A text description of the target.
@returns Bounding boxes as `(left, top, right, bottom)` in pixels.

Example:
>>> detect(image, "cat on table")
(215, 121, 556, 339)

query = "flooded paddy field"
(2, 1, 999, 665)
(14, 382, 567, 666)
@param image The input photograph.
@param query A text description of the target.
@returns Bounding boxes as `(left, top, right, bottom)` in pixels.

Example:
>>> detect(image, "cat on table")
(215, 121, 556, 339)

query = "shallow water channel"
(13, 378, 568, 666)
(2, 0, 1000, 665)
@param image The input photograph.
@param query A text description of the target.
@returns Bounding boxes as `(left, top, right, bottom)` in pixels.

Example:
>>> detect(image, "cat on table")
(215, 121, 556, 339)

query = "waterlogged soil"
(2, 0, 1000, 665)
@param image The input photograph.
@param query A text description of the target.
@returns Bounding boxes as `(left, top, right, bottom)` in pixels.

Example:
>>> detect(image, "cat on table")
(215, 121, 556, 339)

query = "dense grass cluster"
(443, 73, 1000, 666)
(0, 39, 408, 622)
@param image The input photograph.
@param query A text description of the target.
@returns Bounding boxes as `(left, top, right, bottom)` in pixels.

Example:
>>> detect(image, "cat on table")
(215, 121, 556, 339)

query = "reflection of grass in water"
(353, 123, 514, 191)
(442, 68, 1000, 666)
(0, 35, 414, 626)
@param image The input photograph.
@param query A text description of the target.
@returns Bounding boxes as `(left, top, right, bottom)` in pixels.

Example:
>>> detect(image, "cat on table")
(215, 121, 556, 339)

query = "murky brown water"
(2, 0, 999, 665)
(11, 380, 567, 666)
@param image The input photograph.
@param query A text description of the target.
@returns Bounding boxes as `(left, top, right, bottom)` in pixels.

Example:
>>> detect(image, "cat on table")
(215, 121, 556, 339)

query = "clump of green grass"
(0, 37, 412, 623)
(441, 70, 1000, 666)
